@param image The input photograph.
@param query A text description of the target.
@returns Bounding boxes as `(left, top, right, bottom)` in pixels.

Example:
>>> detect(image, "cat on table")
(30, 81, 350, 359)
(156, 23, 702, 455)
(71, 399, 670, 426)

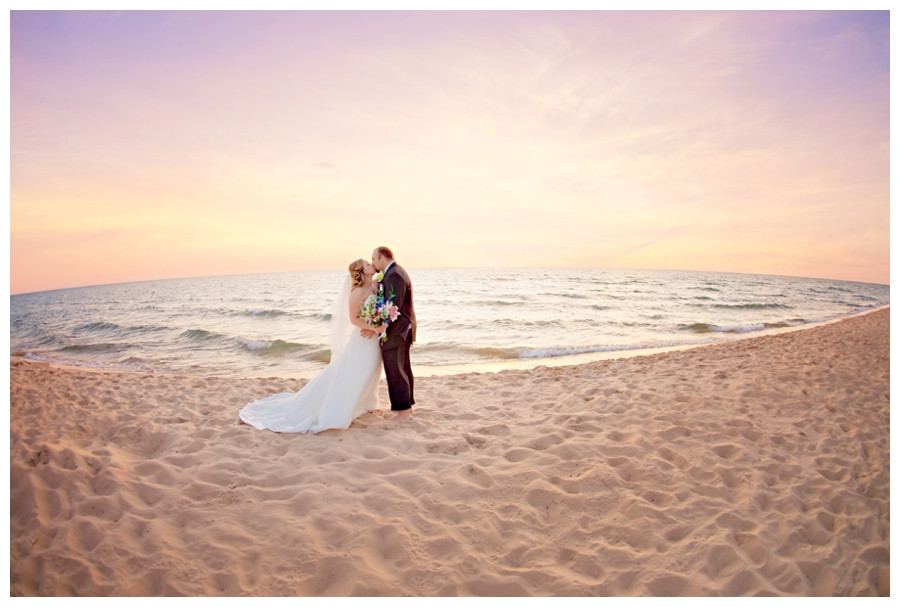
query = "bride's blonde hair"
(348, 259, 367, 289)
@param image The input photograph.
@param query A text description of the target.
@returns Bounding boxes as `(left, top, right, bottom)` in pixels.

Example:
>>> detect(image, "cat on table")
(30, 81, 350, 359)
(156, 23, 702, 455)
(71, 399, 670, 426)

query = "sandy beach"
(9, 308, 889, 596)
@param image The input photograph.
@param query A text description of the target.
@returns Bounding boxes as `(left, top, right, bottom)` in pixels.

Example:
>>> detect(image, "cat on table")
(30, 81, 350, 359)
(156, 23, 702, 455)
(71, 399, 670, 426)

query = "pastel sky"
(9, 10, 890, 294)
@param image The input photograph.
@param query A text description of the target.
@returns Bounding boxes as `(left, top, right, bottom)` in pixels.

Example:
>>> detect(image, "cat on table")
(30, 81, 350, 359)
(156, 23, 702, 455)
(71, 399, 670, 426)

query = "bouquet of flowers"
(359, 282, 400, 343)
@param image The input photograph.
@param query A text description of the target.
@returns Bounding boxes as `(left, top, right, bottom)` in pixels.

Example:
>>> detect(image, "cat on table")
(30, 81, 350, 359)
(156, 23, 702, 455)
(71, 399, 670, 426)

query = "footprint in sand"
(640, 490, 674, 507)
(526, 432, 565, 451)
(712, 444, 742, 460)
(525, 484, 566, 524)
(656, 426, 692, 441)
(645, 573, 690, 596)
(361, 446, 391, 460)
(549, 474, 582, 495)
(457, 463, 493, 489)
(734, 531, 767, 566)
(607, 430, 636, 442)
(607, 456, 645, 483)
(699, 543, 743, 579)
(663, 524, 692, 542)
(425, 439, 468, 456)
(656, 445, 690, 469)
(503, 447, 531, 463)
(462, 433, 488, 449)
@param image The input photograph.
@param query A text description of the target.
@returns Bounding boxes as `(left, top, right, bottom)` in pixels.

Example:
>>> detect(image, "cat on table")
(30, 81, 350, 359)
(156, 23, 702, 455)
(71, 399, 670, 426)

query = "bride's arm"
(348, 293, 368, 331)
(349, 291, 386, 334)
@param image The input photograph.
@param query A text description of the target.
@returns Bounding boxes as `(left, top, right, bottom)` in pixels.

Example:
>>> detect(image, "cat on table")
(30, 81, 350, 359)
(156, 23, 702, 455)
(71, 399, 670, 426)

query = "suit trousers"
(382, 334, 414, 411)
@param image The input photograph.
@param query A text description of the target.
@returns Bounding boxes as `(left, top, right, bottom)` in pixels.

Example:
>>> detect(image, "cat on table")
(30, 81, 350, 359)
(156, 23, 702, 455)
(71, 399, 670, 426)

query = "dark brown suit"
(379, 262, 415, 410)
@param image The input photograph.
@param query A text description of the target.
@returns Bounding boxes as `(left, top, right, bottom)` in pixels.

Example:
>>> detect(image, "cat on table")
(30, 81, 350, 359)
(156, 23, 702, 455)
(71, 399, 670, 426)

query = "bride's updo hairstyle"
(348, 259, 367, 289)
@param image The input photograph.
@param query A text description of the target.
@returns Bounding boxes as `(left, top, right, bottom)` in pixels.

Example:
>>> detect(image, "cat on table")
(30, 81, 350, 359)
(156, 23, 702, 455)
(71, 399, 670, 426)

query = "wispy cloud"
(10, 10, 889, 293)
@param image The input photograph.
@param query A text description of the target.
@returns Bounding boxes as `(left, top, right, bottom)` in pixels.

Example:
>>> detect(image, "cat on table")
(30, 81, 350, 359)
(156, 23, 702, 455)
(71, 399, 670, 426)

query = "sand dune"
(9, 309, 889, 596)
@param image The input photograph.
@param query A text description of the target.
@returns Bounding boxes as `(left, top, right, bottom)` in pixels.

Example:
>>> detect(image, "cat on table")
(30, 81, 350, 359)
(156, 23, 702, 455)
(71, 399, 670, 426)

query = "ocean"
(9, 268, 889, 379)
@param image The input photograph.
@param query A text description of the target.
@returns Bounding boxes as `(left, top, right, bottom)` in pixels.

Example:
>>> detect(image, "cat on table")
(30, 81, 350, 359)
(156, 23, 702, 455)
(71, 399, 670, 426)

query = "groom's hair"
(375, 246, 394, 260)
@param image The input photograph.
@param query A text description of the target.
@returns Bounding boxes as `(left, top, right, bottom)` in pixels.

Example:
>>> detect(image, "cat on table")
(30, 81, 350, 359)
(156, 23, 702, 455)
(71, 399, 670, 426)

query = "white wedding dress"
(239, 277, 381, 434)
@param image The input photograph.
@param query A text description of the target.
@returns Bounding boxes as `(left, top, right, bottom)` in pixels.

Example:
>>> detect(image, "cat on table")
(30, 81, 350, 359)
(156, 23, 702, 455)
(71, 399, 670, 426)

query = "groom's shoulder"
(393, 263, 411, 281)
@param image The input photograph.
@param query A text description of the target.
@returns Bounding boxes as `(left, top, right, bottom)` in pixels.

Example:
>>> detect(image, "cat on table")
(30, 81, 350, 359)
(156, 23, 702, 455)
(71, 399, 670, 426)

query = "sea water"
(10, 268, 889, 379)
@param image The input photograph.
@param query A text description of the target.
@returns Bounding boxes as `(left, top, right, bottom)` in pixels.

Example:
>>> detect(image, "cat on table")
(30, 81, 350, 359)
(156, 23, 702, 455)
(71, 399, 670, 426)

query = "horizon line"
(9, 264, 891, 296)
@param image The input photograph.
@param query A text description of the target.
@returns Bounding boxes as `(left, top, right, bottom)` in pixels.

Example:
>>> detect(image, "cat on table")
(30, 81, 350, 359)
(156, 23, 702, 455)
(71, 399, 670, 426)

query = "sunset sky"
(9, 9, 890, 294)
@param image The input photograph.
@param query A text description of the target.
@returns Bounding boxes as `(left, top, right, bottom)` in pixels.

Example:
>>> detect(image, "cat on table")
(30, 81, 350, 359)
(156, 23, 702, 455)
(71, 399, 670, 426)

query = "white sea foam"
(10, 268, 890, 379)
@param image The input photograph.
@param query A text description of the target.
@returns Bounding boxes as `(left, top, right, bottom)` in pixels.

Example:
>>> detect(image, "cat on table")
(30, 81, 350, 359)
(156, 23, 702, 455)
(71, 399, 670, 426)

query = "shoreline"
(10, 308, 890, 596)
(413, 305, 890, 376)
(11, 305, 889, 380)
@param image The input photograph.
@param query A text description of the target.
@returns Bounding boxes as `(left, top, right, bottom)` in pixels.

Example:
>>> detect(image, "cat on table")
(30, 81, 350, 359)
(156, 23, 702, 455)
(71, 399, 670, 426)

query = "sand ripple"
(9, 309, 889, 596)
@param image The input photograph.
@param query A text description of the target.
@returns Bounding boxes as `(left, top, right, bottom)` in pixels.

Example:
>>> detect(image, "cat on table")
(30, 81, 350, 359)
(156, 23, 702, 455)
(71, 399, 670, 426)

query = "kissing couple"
(239, 246, 416, 434)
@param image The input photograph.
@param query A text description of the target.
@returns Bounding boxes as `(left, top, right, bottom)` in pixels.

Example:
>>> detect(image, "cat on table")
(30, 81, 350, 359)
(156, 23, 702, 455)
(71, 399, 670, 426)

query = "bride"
(239, 259, 385, 433)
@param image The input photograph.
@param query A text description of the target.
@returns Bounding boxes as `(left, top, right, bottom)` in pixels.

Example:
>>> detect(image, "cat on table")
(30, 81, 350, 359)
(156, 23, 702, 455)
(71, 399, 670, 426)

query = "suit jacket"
(380, 262, 416, 349)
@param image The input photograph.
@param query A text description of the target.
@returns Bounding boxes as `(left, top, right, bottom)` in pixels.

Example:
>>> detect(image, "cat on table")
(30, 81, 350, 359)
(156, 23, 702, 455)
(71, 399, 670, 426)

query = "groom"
(367, 246, 416, 421)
